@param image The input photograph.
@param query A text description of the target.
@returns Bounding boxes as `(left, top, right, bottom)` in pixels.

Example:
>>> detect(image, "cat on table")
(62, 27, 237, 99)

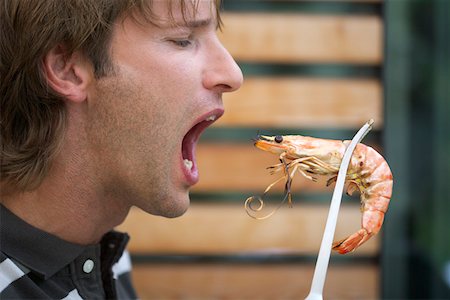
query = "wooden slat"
(216, 77, 383, 129)
(194, 143, 333, 192)
(218, 13, 383, 64)
(132, 264, 379, 299)
(118, 203, 380, 254)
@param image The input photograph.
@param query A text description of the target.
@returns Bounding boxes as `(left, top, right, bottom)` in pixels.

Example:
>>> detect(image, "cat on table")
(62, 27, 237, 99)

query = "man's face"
(86, 1, 242, 217)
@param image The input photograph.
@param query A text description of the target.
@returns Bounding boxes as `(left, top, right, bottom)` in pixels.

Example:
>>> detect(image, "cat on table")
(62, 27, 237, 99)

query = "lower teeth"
(183, 159, 193, 170)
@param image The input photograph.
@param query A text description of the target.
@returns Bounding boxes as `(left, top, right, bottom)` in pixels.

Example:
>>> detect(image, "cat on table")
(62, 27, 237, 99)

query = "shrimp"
(247, 134, 393, 254)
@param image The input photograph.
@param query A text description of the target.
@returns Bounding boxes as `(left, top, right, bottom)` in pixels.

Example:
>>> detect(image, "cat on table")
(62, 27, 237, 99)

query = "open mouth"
(181, 110, 223, 183)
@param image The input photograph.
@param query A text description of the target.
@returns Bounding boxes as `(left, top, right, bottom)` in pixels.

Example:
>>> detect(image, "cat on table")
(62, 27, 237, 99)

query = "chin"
(162, 199, 190, 218)
(144, 192, 190, 218)
(161, 206, 189, 218)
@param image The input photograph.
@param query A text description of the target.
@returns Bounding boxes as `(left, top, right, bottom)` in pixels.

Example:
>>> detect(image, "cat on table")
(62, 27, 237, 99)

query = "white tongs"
(305, 119, 374, 300)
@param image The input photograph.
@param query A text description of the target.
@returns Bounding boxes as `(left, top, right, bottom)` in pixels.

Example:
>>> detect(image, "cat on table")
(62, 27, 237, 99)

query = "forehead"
(132, 0, 217, 28)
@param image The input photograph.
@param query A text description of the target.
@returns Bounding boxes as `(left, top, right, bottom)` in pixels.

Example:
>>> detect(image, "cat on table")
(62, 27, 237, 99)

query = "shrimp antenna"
(244, 158, 293, 219)
(244, 190, 290, 220)
(252, 130, 262, 143)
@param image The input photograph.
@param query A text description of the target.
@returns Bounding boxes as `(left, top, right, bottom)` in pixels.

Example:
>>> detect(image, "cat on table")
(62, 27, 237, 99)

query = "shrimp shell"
(249, 134, 393, 254)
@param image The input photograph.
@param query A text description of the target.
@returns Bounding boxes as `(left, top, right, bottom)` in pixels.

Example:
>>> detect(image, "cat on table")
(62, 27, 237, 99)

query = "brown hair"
(0, 0, 222, 194)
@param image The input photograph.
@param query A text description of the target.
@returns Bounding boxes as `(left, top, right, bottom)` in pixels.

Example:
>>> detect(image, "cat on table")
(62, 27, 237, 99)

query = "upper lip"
(190, 108, 224, 129)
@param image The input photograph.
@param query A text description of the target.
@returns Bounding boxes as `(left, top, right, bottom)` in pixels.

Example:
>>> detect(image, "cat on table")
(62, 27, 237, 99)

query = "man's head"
(1, 0, 242, 218)
(1, 0, 238, 201)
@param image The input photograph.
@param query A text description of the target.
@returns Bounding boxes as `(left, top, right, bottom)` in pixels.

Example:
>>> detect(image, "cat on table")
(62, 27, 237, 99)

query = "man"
(0, 0, 243, 298)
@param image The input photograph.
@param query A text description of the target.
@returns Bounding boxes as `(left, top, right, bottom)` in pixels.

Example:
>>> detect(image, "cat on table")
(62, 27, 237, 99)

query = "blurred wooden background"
(118, 0, 385, 298)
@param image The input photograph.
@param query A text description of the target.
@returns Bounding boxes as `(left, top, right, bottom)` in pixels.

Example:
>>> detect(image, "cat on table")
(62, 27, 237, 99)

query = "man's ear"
(43, 45, 93, 103)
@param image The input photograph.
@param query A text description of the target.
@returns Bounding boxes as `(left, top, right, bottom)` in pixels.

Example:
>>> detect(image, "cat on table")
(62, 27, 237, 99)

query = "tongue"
(182, 122, 204, 165)
(182, 134, 194, 163)
(182, 119, 216, 172)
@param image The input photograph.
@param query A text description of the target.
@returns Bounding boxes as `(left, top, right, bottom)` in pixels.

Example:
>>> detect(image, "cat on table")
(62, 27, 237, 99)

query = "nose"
(202, 37, 243, 93)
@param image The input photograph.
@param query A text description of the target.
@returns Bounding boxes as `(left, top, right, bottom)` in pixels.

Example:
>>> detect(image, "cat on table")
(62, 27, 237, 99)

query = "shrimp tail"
(332, 228, 374, 254)
(332, 208, 385, 254)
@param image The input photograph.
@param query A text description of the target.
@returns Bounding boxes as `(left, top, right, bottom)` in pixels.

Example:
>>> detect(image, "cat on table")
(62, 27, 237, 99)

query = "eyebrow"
(184, 18, 212, 28)
(169, 17, 218, 30)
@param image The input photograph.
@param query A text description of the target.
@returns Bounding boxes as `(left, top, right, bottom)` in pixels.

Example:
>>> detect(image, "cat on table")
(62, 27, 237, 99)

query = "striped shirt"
(0, 205, 137, 299)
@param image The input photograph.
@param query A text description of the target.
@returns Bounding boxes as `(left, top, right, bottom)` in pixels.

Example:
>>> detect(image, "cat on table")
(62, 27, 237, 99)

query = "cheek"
(89, 73, 185, 174)
(88, 77, 149, 162)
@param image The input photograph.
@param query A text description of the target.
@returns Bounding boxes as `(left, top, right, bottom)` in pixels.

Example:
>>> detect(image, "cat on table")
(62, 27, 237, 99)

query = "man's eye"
(171, 39, 192, 47)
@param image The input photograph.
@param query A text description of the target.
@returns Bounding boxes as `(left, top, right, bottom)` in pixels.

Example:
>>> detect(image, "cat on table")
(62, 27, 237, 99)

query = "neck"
(2, 164, 130, 245)
(1, 120, 130, 246)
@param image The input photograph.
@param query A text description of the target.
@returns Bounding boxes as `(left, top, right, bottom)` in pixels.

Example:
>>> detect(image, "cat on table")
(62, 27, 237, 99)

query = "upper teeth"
(183, 159, 193, 170)
(205, 115, 216, 121)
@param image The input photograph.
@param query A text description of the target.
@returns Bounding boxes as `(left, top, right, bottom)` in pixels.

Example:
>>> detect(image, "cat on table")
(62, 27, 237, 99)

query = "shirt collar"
(0, 204, 129, 279)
